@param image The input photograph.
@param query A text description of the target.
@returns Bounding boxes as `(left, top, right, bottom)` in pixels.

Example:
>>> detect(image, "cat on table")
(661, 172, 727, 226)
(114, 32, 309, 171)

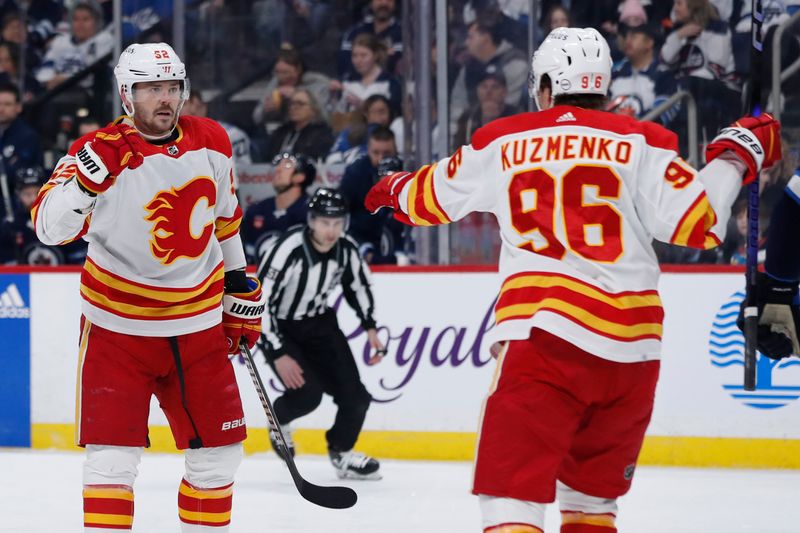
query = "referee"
(256, 187, 385, 480)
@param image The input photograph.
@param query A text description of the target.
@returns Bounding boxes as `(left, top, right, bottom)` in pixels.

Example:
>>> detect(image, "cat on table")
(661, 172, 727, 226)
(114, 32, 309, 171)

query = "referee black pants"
(269, 310, 372, 452)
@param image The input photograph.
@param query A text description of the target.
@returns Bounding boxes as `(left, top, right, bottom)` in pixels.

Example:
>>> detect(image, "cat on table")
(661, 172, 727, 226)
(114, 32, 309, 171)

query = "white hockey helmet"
(529, 27, 612, 109)
(114, 42, 189, 116)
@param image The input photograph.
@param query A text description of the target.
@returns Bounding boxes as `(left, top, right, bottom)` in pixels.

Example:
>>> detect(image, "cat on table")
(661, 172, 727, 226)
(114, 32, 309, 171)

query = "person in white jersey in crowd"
(32, 43, 265, 532)
(366, 27, 781, 533)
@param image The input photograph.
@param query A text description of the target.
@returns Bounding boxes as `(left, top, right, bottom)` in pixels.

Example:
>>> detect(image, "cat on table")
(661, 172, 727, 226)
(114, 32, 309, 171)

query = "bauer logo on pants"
(708, 290, 800, 410)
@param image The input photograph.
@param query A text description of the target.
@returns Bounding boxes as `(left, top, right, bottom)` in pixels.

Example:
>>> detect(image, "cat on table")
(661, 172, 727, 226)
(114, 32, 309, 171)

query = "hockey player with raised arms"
(366, 28, 781, 533)
(32, 43, 265, 532)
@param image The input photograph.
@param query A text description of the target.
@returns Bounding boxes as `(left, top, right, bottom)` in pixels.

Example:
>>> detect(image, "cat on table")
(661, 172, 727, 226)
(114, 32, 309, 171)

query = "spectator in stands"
(263, 88, 333, 161)
(0, 82, 42, 191)
(328, 94, 394, 167)
(339, 126, 405, 264)
(252, 47, 331, 134)
(729, 1, 796, 97)
(35, 0, 112, 90)
(330, 33, 401, 116)
(618, 0, 649, 29)
(1, 11, 52, 74)
(75, 115, 101, 137)
(183, 89, 253, 169)
(0, 41, 42, 101)
(0, 166, 87, 265)
(453, 66, 519, 147)
(719, 196, 773, 265)
(660, 0, 739, 141)
(541, 3, 571, 37)
(338, 0, 402, 78)
(242, 152, 314, 263)
(608, 23, 676, 121)
(463, 1, 531, 51)
(449, 15, 527, 133)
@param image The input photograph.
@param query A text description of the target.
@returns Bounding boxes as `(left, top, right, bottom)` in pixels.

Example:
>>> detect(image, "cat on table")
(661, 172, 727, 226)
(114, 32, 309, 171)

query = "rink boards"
(2, 266, 799, 468)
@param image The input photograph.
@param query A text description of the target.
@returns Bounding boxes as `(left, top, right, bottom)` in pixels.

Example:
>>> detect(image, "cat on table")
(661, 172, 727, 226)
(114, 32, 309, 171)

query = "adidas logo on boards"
(0, 283, 30, 318)
(556, 112, 576, 123)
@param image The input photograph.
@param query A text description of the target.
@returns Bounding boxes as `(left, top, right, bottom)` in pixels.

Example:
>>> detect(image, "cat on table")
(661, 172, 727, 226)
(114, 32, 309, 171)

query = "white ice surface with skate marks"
(1, 450, 799, 532)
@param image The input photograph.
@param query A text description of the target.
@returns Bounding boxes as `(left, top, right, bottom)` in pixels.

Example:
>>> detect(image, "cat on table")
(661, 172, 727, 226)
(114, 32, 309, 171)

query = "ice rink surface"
(2, 449, 799, 532)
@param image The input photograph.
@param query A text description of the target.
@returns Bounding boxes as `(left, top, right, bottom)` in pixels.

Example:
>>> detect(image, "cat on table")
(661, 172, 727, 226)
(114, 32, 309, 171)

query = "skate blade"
(335, 469, 383, 481)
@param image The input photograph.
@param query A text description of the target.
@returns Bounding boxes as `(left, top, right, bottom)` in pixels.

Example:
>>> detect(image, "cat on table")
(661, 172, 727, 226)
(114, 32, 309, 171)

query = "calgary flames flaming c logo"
(144, 176, 217, 265)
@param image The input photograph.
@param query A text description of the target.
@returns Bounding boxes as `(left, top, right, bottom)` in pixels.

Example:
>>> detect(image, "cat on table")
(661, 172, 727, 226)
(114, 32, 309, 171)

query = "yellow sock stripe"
(486, 525, 543, 533)
(179, 483, 233, 500)
(561, 511, 616, 527)
(83, 488, 134, 501)
(178, 509, 232, 524)
(83, 513, 133, 526)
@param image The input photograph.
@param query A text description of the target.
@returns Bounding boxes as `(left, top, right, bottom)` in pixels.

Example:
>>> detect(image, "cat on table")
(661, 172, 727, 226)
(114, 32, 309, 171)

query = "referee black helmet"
(308, 187, 348, 218)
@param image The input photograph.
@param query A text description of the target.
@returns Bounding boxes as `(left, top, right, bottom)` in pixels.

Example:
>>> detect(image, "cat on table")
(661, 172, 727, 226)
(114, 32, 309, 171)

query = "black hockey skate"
(328, 448, 382, 480)
(269, 425, 295, 463)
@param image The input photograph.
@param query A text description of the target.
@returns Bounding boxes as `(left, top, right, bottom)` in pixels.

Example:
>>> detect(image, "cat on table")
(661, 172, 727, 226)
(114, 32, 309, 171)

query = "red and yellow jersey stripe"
(31, 162, 85, 238)
(80, 257, 225, 321)
(400, 163, 452, 226)
(495, 272, 663, 342)
(215, 204, 243, 242)
(670, 191, 720, 250)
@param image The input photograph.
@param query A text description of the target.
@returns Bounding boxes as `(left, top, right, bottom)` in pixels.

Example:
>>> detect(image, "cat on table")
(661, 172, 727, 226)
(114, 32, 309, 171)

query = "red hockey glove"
(706, 114, 781, 185)
(365, 171, 415, 225)
(222, 276, 266, 354)
(75, 124, 145, 195)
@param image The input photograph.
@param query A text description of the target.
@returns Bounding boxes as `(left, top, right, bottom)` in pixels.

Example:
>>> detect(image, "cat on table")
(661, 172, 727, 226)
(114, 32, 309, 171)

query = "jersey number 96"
(508, 165, 623, 263)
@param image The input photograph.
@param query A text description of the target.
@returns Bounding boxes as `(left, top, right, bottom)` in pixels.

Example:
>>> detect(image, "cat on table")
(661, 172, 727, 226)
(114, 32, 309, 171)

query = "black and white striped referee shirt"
(256, 225, 376, 357)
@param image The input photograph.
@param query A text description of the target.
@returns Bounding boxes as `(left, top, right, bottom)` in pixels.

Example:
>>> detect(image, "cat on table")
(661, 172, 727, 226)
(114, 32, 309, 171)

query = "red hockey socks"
(83, 484, 134, 530)
(178, 478, 234, 530)
(561, 511, 617, 532)
(485, 525, 544, 533)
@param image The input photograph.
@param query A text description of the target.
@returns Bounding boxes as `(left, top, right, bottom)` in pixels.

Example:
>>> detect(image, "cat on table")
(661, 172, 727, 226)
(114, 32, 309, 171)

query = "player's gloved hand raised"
(737, 272, 800, 360)
(365, 171, 414, 225)
(706, 114, 781, 185)
(222, 276, 266, 355)
(75, 124, 145, 195)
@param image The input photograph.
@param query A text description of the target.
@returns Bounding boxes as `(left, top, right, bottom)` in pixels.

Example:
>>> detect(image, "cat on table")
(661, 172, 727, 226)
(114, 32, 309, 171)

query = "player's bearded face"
(130, 81, 183, 136)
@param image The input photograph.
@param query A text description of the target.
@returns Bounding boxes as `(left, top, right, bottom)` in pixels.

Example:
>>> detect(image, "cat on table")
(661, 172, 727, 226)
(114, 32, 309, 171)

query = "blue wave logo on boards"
(710, 290, 800, 409)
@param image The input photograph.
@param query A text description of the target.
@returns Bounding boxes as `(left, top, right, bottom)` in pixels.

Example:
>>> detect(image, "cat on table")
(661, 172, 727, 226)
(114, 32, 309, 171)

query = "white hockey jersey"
(33, 115, 246, 337)
(393, 106, 742, 362)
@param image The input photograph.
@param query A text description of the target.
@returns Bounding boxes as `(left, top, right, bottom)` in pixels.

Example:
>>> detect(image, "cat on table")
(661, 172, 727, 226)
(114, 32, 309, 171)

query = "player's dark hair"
(368, 125, 395, 143)
(0, 80, 19, 102)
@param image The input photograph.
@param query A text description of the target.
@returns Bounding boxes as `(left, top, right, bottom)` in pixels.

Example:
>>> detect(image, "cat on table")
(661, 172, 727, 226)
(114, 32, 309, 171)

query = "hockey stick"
(743, 0, 764, 391)
(238, 341, 358, 509)
(0, 155, 14, 223)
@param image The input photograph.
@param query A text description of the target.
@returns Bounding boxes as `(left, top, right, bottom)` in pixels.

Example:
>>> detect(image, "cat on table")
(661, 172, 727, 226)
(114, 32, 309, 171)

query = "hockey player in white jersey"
(32, 43, 265, 532)
(366, 28, 781, 533)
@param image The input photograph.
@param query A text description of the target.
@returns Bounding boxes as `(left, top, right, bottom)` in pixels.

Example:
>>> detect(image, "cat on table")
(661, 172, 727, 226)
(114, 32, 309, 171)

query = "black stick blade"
(298, 479, 358, 509)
